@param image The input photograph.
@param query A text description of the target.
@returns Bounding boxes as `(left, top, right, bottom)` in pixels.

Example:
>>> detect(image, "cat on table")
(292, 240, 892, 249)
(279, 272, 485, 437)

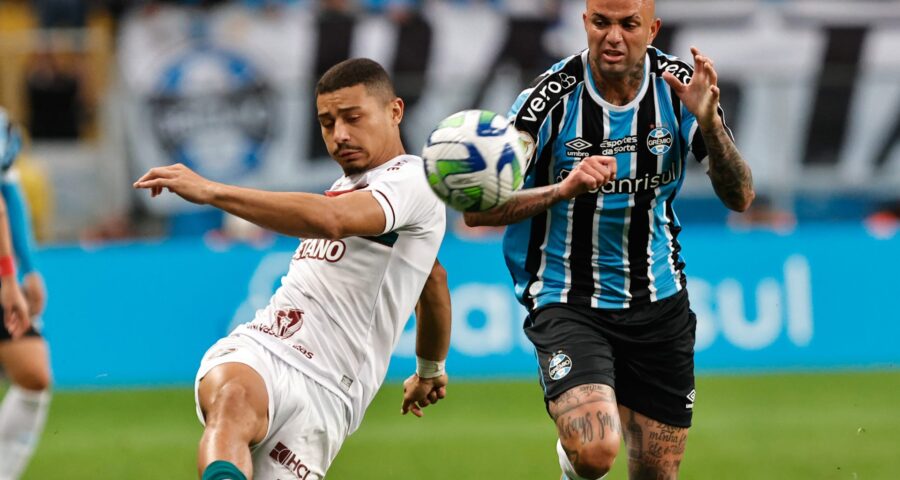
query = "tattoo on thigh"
(597, 411, 621, 440)
(647, 421, 688, 458)
(560, 411, 594, 445)
(550, 384, 616, 420)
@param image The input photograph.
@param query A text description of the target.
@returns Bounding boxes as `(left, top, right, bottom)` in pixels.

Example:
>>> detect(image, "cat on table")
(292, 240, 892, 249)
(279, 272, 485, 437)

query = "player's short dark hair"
(315, 58, 396, 103)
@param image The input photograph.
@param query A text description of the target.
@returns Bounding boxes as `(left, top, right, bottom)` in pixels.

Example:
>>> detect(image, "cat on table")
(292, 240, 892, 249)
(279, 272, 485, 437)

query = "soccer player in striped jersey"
(465, 0, 754, 479)
(0, 109, 49, 480)
(135, 59, 451, 480)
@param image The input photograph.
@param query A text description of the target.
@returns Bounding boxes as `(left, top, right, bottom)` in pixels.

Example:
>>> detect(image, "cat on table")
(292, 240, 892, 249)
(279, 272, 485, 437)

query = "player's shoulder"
(0, 109, 22, 174)
(526, 51, 585, 90)
(372, 154, 423, 179)
(366, 155, 431, 194)
(648, 46, 694, 84)
(510, 50, 586, 134)
(368, 154, 445, 231)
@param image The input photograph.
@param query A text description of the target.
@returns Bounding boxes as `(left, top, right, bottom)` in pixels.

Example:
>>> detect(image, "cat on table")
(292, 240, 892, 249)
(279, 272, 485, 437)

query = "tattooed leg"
(550, 384, 622, 479)
(618, 406, 689, 480)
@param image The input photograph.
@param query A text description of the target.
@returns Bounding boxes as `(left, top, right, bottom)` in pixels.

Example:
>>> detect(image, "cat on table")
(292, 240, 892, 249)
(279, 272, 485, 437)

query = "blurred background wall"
(0, 0, 898, 387)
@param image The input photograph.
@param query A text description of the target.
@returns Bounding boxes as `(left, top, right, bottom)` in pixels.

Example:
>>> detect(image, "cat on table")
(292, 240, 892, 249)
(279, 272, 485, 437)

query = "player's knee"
(18, 372, 51, 391)
(572, 441, 618, 479)
(11, 365, 52, 391)
(559, 437, 618, 479)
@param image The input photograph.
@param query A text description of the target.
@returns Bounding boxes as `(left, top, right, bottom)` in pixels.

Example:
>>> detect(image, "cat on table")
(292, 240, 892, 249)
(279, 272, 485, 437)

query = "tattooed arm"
(663, 46, 755, 212)
(464, 155, 617, 227)
(465, 184, 563, 227)
(701, 118, 755, 212)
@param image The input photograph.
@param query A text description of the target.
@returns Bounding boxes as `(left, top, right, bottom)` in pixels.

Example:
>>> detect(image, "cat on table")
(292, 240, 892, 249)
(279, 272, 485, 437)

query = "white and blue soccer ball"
(422, 110, 525, 212)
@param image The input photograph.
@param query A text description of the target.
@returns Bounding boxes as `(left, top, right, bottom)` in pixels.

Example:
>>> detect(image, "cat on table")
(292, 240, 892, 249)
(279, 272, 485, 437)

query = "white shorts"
(194, 334, 351, 480)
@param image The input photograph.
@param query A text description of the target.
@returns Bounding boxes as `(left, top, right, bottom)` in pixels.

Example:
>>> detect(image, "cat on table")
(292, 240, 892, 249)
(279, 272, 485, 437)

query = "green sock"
(201, 460, 247, 480)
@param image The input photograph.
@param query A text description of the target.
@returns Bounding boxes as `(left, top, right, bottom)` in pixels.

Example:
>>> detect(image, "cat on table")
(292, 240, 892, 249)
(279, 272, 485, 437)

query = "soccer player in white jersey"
(135, 58, 450, 480)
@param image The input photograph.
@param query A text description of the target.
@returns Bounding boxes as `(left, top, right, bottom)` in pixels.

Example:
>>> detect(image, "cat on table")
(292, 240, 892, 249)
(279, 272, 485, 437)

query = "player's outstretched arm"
(133, 163, 387, 239)
(463, 155, 617, 227)
(402, 259, 451, 418)
(663, 47, 755, 212)
(2, 179, 46, 316)
(0, 195, 30, 337)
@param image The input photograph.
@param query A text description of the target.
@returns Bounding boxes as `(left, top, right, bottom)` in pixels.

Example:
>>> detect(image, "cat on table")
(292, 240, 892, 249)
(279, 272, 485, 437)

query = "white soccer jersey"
(234, 154, 446, 432)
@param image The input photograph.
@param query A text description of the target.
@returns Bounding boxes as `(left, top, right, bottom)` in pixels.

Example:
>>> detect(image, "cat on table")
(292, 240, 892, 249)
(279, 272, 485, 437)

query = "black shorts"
(524, 289, 696, 428)
(0, 309, 41, 342)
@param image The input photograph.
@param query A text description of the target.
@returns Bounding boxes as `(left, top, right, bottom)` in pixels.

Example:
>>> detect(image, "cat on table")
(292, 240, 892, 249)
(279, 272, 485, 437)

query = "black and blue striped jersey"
(0, 108, 21, 175)
(503, 47, 732, 310)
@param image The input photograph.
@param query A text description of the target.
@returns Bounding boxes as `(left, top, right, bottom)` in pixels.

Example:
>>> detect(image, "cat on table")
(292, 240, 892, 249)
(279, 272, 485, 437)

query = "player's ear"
(390, 97, 404, 126)
(648, 18, 661, 44)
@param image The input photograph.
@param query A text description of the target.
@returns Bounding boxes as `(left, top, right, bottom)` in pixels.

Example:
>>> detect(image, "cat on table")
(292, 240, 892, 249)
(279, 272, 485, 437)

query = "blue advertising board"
(33, 224, 899, 388)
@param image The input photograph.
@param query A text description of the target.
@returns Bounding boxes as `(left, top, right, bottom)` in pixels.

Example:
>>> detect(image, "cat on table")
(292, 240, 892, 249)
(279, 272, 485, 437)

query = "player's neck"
(367, 142, 407, 171)
(592, 58, 645, 107)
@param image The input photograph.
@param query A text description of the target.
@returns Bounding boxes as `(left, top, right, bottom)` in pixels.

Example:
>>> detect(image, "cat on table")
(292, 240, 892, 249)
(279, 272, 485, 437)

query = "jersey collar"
(582, 50, 650, 112)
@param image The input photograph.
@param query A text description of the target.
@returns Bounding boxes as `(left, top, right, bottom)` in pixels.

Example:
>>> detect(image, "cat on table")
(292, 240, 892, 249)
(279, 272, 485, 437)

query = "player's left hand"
(662, 46, 722, 132)
(1, 279, 30, 338)
(133, 163, 218, 205)
(401, 373, 448, 418)
(22, 271, 46, 317)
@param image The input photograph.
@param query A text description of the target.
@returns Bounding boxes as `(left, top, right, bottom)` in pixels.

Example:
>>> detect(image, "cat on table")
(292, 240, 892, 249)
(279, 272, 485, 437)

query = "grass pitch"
(21, 371, 900, 479)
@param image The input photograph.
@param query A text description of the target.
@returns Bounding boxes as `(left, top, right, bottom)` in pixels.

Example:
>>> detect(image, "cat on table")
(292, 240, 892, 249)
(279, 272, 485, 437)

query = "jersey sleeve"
(508, 88, 555, 174)
(365, 158, 441, 234)
(681, 103, 734, 171)
(1, 175, 38, 275)
(0, 121, 22, 176)
(508, 53, 582, 174)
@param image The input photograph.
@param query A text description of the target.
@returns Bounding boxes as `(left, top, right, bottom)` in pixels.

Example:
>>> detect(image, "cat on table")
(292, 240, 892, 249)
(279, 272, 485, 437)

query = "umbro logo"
(565, 138, 592, 151)
(565, 137, 592, 158)
(686, 389, 696, 409)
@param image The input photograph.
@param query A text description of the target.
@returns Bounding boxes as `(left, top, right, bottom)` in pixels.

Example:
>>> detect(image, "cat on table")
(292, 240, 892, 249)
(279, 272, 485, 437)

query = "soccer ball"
(422, 110, 525, 212)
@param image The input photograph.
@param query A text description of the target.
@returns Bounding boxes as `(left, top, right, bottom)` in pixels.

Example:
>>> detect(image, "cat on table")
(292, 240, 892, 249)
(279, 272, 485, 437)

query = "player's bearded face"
(583, 0, 659, 79)
(317, 84, 399, 175)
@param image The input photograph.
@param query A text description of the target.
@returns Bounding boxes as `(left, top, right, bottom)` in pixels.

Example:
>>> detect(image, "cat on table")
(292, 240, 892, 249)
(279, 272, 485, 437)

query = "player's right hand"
(1, 279, 30, 338)
(558, 155, 617, 199)
(133, 163, 218, 205)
